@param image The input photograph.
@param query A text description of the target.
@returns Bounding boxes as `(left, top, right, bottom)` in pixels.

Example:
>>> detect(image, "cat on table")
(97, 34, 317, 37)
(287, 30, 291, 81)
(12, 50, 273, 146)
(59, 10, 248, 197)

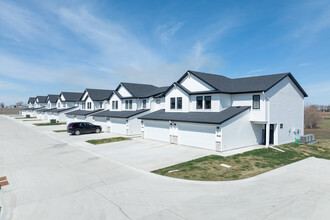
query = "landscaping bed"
(34, 122, 66, 126)
(86, 137, 131, 145)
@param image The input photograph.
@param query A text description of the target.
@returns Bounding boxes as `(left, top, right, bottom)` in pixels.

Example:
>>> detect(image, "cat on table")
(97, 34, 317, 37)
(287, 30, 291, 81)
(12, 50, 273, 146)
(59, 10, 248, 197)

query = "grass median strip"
(153, 142, 330, 181)
(86, 137, 131, 145)
(53, 130, 67, 132)
(34, 122, 66, 126)
(15, 117, 36, 119)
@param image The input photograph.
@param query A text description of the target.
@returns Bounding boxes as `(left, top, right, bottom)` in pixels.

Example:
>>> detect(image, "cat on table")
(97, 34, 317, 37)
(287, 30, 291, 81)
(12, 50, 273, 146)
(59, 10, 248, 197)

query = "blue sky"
(0, 0, 329, 105)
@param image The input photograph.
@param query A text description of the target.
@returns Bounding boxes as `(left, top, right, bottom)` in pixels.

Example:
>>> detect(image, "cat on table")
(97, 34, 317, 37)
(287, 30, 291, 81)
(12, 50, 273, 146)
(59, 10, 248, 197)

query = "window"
(87, 102, 92, 109)
(142, 99, 147, 109)
(253, 95, 260, 109)
(112, 101, 118, 109)
(177, 97, 182, 109)
(280, 124, 284, 129)
(156, 99, 161, 104)
(57, 103, 60, 108)
(129, 100, 132, 109)
(196, 96, 203, 109)
(125, 100, 129, 109)
(204, 96, 211, 109)
(82, 103, 86, 109)
(170, 98, 176, 109)
(100, 102, 103, 109)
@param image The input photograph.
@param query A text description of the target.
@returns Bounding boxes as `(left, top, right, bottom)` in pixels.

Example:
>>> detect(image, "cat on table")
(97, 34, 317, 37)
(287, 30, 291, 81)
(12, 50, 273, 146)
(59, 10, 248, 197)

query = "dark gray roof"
(66, 109, 103, 116)
(176, 70, 308, 97)
(37, 108, 57, 113)
(47, 107, 77, 113)
(117, 83, 169, 98)
(36, 96, 47, 103)
(139, 106, 250, 124)
(83, 89, 113, 101)
(61, 92, 83, 102)
(92, 109, 149, 119)
(28, 97, 36, 104)
(47, 95, 59, 103)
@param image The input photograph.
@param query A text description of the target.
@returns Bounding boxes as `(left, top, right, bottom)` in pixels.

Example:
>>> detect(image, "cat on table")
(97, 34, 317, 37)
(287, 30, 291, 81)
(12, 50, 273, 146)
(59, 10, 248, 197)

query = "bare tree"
(0, 102, 4, 108)
(16, 101, 24, 108)
(305, 105, 323, 129)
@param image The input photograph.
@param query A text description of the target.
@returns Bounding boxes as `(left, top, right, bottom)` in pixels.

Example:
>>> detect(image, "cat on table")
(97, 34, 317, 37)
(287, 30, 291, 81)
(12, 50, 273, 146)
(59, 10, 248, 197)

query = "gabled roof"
(82, 89, 113, 101)
(139, 106, 251, 124)
(116, 83, 169, 98)
(47, 106, 77, 113)
(177, 70, 308, 97)
(60, 92, 83, 102)
(163, 82, 191, 96)
(46, 95, 59, 103)
(91, 109, 149, 119)
(35, 96, 47, 103)
(28, 97, 36, 104)
(66, 109, 103, 116)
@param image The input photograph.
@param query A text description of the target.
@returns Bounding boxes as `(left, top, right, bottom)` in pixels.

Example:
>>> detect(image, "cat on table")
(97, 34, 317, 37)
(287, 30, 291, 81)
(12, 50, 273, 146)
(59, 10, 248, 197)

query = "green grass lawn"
(34, 122, 66, 126)
(153, 142, 330, 181)
(15, 116, 36, 119)
(23, 119, 42, 121)
(53, 130, 67, 132)
(153, 115, 330, 181)
(86, 137, 131, 145)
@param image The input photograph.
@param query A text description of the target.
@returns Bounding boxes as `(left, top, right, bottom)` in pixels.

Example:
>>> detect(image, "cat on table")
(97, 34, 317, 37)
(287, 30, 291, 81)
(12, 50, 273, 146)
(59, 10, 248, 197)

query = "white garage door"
(111, 118, 127, 135)
(94, 117, 108, 132)
(144, 120, 169, 143)
(178, 122, 216, 150)
(76, 116, 85, 122)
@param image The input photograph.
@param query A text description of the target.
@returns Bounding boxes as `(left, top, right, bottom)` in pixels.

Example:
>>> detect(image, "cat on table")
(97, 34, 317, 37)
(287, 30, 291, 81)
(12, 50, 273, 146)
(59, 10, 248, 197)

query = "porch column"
(266, 123, 270, 148)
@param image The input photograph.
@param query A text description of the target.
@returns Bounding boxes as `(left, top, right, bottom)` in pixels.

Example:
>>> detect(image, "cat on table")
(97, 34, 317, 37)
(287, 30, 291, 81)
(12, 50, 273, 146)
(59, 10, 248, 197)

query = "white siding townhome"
(22, 97, 36, 117)
(139, 70, 308, 152)
(32, 96, 47, 117)
(65, 89, 113, 124)
(91, 83, 168, 135)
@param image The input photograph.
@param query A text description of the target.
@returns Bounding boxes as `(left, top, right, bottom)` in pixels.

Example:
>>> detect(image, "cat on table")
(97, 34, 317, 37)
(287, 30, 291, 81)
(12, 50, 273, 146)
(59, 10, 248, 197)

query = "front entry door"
(269, 124, 274, 145)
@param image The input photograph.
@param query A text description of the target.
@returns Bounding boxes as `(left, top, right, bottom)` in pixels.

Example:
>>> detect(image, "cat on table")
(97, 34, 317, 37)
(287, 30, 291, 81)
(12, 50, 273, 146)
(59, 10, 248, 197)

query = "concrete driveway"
(11, 116, 217, 171)
(1, 115, 330, 219)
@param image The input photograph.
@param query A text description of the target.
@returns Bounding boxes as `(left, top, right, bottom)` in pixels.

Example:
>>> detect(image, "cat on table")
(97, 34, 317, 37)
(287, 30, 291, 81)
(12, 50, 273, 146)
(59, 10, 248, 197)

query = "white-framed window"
(100, 102, 103, 109)
(125, 100, 133, 109)
(196, 96, 212, 109)
(142, 99, 147, 109)
(170, 97, 182, 109)
(112, 101, 118, 109)
(87, 102, 92, 109)
(82, 103, 86, 109)
(253, 95, 260, 109)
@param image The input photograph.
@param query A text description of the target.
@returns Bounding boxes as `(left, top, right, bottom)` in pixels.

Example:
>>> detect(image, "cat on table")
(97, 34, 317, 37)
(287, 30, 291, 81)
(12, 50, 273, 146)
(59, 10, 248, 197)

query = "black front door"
(262, 124, 275, 145)
(269, 124, 274, 145)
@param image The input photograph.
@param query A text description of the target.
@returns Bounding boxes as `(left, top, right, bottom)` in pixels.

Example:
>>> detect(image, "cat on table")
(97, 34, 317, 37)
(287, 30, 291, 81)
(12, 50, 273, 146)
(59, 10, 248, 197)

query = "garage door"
(178, 122, 216, 150)
(76, 116, 85, 122)
(94, 117, 108, 132)
(144, 120, 169, 143)
(111, 118, 127, 135)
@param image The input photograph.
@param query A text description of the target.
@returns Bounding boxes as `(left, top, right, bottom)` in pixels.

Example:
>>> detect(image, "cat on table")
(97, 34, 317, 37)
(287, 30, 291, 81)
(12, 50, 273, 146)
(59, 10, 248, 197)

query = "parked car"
(67, 122, 102, 135)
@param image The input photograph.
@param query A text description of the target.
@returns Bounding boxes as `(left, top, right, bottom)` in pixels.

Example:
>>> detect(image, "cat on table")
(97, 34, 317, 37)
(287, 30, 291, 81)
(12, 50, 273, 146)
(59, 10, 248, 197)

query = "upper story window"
(142, 99, 147, 109)
(82, 103, 86, 109)
(196, 96, 203, 109)
(170, 98, 176, 109)
(87, 102, 92, 109)
(253, 95, 260, 109)
(156, 99, 161, 104)
(177, 97, 182, 109)
(57, 103, 60, 108)
(170, 97, 182, 109)
(100, 102, 103, 109)
(196, 96, 212, 109)
(112, 101, 118, 109)
(204, 96, 211, 109)
(125, 100, 133, 109)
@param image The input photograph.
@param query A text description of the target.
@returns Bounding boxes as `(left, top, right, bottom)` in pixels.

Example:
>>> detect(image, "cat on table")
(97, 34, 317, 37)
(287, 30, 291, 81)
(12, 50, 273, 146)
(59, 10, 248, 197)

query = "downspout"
(263, 91, 270, 148)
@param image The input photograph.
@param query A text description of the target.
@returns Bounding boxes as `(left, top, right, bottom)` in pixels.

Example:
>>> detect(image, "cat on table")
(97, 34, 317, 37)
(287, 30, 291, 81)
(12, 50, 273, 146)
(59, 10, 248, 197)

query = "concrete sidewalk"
(1, 115, 330, 219)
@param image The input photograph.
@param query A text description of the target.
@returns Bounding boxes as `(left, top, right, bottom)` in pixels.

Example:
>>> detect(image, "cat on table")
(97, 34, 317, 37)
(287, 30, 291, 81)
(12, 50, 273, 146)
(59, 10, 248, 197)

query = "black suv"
(67, 122, 102, 135)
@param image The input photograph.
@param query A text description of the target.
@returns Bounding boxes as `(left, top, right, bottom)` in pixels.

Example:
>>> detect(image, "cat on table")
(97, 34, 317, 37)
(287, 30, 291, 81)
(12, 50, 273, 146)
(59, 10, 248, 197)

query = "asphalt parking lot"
(2, 115, 330, 219)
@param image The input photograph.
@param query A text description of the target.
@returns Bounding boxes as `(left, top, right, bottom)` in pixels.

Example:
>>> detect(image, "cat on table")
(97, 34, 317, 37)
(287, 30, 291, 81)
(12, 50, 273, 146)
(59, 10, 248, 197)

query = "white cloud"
(155, 22, 184, 42)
